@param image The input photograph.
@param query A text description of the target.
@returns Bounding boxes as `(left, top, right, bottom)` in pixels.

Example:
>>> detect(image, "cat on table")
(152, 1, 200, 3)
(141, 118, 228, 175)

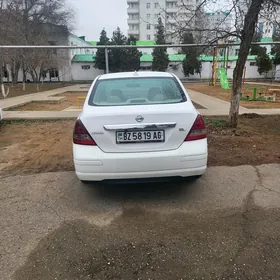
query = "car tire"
(80, 180, 92, 185)
(188, 175, 202, 181)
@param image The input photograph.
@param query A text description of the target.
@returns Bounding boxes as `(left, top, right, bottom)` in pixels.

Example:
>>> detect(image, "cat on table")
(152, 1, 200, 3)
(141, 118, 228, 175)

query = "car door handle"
(103, 122, 177, 131)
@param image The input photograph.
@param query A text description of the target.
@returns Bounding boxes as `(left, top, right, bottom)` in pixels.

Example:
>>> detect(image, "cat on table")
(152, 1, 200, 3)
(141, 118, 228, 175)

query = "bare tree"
(158, 0, 280, 127)
(229, 0, 264, 126)
(0, 0, 73, 96)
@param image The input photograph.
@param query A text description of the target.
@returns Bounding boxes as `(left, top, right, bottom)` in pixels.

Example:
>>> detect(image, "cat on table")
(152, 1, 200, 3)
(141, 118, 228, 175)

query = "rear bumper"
(73, 139, 208, 181)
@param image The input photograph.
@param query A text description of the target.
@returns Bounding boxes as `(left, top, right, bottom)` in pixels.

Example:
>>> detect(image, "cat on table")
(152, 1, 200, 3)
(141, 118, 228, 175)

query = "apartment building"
(127, 0, 202, 42)
(206, 11, 232, 33)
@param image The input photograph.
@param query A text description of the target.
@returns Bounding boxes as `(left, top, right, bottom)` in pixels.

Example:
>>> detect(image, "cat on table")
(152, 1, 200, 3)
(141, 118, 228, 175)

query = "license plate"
(116, 130, 165, 144)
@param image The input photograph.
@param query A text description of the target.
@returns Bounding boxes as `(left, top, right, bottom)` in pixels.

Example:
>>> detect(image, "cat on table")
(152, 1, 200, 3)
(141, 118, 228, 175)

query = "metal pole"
(1, 41, 280, 49)
(211, 47, 215, 86)
(214, 47, 218, 87)
(105, 47, 109, 74)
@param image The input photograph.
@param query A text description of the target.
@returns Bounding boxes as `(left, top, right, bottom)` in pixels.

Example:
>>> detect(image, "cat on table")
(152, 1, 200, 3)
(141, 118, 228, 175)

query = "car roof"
(98, 71, 174, 80)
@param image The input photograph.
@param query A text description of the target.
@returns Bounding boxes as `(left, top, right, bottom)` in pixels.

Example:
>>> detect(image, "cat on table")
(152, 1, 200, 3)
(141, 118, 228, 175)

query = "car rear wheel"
(188, 175, 202, 181)
(80, 180, 92, 185)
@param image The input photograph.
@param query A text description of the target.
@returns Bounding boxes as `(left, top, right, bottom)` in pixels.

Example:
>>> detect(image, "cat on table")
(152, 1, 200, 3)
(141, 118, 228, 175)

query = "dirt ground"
(8, 91, 87, 111)
(0, 83, 72, 99)
(0, 115, 280, 176)
(8, 92, 205, 111)
(185, 83, 280, 109)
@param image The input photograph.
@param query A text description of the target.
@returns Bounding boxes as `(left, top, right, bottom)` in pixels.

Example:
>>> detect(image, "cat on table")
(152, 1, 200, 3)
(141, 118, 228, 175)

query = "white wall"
(138, 0, 167, 41)
(2, 59, 271, 83)
(2, 64, 73, 82)
(71, 63, 103, 81)
(275, 65, 280, 81)
(69, 34, 95, 60)
(139, 47, 178, 54)
(145, 60, 269, 80)
(69, 59, 272, 81)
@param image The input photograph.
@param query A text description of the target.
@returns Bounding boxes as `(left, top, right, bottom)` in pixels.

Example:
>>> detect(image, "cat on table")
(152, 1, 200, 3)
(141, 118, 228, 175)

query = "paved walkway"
(1, 85, 280, 120)
(245, 81, 280, 87)
(187, 89, 250, 115)
(1, 165, 280, 280)
(0, 84, 88, 110)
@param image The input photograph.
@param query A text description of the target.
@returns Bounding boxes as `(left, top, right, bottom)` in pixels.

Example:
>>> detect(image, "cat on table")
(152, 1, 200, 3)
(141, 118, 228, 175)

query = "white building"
(127, 0, 202, 42)
(2, 33, 96, 83)
(70, 53, 272, 82)
(205, 11, 232, 34)
(68, 34, 95, 59)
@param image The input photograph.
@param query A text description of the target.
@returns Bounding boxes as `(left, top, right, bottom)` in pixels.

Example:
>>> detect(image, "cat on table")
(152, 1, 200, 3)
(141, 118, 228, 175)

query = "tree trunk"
(11, 59, 20, 85)
(0, 56, 8, 98)
(229, 0, 264, 127)
(22, 61, 27, 91)
(34, 71, 40, 92)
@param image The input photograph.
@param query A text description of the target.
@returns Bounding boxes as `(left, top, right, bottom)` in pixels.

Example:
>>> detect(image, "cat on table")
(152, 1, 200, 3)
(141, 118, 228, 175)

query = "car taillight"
(73, 119, 96, 145)
(185, 115, 207, 141)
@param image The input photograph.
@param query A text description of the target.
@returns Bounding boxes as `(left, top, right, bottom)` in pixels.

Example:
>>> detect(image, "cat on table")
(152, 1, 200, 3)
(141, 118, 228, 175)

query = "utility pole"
(105, 47, 109, 74)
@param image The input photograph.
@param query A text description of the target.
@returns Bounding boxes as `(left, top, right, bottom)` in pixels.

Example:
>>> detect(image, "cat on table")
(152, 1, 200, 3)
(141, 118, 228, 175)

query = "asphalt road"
(1, 164, 280, 280)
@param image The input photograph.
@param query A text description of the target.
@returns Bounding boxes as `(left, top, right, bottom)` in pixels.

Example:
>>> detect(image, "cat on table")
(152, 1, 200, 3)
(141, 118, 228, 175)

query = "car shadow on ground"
(80, 177, 202, 204)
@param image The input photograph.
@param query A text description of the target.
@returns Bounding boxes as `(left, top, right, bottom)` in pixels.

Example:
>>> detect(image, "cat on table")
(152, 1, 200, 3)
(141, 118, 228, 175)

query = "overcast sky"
(68, 0, 128, 41)
(67, 0, 230, 41)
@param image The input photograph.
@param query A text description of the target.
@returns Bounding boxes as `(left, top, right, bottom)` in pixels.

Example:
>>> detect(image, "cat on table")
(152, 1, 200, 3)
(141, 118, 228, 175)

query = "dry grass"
(0, 83, 72, 100)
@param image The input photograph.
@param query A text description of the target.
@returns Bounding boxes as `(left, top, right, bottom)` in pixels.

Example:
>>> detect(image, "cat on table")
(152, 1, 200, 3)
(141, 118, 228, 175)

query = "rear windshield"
(88, 77, 186, 106)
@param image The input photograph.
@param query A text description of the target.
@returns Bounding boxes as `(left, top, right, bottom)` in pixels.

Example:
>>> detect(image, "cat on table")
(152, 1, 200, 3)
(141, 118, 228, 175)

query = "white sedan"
(73, 71, 207, 182)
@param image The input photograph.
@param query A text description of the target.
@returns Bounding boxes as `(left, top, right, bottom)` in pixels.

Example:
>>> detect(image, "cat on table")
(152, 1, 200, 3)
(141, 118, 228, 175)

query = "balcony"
(127, 7, 139, 13)
(166, 7, 178, 13)
(128, 30, 139, 35)
(127, 0, 138, 3)
(167, 17, 177, 24)
(127, 18, 139, 24)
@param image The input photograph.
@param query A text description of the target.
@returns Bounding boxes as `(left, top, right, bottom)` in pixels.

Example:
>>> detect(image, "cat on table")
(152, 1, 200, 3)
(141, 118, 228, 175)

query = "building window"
(81, 65, 90, 70)
(147, 24, 151, 30)
(147, 14, 150, 19)
(154, 13, 158, 18)
(155, 2, 158, 8)
(129, 3, 138, 8)
(50, 68, 59, 78)
(146, 3, 150, 8)
(250, 62, 257, 66)
(258, 22, 264, 34)
(235, 49, 240, 56)
(273, 23, 277, 35)
(147, 35, 151, 40)
(2, 66, 8, 78)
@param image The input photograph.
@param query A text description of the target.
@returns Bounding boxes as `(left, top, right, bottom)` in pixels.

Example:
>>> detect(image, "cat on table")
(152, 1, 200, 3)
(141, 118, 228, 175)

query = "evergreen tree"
(181, 33, 201, 77)
(94, 29, 110, 72)
(124, 36, 142, 71)
(250, 32, 263, 55)
(110, 27, 127, 72)
(152, 17, 169, 71)
(250, 32, 272, 75)
(256, 49, 272, 75)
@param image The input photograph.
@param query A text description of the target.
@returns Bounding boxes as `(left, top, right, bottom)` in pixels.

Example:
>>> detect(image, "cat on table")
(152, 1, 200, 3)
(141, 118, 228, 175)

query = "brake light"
(73, 119, 96, 145)
(185, 115, 207, 141)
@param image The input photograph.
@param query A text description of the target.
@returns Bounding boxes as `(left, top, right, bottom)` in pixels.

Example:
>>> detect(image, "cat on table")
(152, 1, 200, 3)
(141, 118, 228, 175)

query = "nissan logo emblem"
(135, 115, 144, 122)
